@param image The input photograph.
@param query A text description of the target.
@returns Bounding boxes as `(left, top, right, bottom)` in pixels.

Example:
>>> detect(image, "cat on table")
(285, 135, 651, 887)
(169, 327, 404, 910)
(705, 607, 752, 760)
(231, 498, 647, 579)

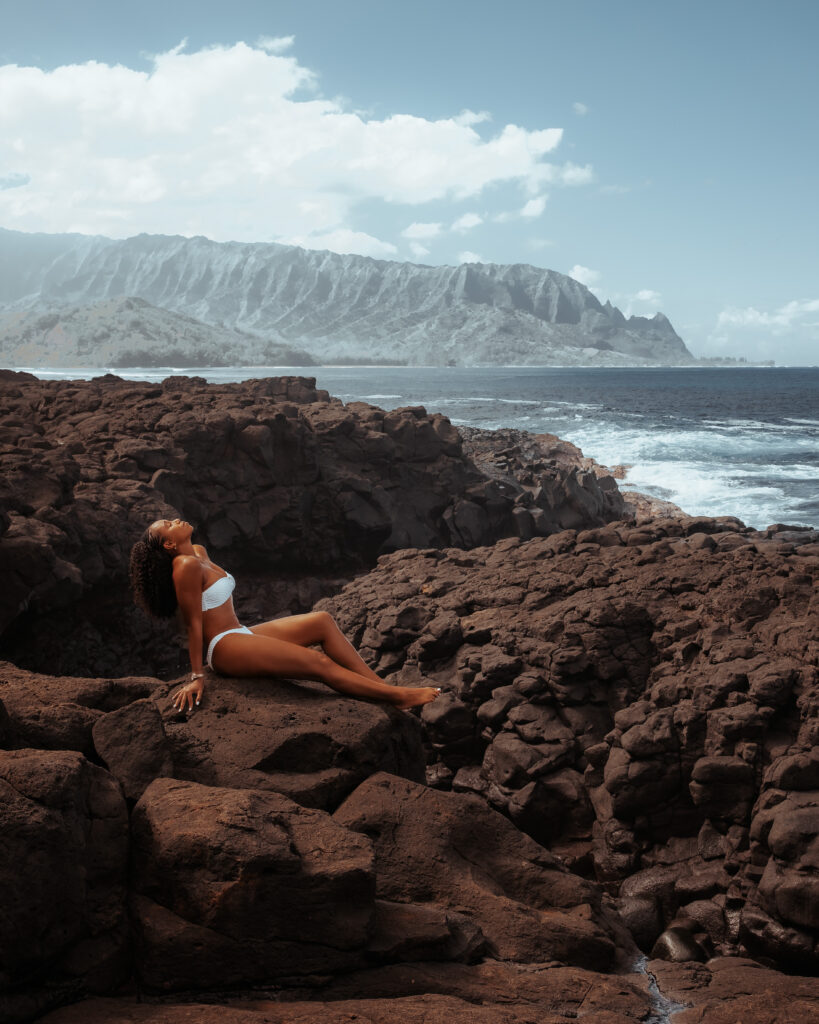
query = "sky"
(0, 0, 817, 363)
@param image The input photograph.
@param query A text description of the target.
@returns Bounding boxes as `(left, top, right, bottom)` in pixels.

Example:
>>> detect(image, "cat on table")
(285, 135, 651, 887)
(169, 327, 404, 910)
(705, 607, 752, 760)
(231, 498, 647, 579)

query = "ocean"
(21, 365, 819, 531)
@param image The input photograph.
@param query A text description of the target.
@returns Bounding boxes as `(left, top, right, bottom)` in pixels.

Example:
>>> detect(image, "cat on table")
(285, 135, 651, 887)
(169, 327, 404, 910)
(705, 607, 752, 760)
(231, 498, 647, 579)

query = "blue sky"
(0, 0, 817, 362)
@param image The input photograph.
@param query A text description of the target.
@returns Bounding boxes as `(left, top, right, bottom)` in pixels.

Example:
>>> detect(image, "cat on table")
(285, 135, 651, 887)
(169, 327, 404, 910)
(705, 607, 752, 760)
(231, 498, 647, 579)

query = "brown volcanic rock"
(648, 956, 819, 1023)
(37, 959, 654, 1022)
(0, 660, 163, 755)
(0, 749, 129, 1024)
(162, 674, 426, 811)
(33, 998, 594, 1024)
(285, 959, 653, 1018)
(0, 373, 623, 679)
(458, 426, 625, 535)
(130, 777, 376, 992)
(0, 661, 426, 812)
(334, 771, 622, 969)
(92, 698, 174, 801)
(318, 517, 819, 969)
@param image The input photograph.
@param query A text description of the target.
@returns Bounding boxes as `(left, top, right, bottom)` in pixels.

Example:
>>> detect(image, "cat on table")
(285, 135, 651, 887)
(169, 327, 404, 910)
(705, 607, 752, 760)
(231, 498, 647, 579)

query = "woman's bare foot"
(394, 686, 441, 710)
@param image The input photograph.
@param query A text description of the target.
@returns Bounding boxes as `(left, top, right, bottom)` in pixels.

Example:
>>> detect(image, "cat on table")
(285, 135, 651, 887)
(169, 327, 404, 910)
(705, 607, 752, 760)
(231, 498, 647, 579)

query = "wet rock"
(616, 895, 663, 951)
(650, 924, 709, 963)
(648, 956, 819, 1024)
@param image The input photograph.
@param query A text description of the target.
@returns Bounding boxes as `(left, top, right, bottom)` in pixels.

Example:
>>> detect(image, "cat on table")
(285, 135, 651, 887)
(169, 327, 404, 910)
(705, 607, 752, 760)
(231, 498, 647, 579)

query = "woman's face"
(149, 517, 193, 551)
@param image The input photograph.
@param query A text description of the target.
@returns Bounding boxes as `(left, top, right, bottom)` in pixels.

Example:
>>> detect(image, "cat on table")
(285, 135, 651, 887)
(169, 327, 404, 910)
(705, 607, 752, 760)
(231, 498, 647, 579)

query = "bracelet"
(190, 672, 204, 680)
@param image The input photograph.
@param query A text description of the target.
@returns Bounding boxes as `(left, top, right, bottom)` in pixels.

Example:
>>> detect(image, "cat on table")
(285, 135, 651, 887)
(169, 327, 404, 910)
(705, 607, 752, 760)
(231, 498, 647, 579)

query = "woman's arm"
(171, 556, 205, 711)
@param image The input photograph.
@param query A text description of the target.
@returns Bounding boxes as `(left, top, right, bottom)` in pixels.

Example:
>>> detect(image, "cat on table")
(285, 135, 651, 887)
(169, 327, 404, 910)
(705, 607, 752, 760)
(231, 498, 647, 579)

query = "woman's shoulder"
(171, 554, 204, 582)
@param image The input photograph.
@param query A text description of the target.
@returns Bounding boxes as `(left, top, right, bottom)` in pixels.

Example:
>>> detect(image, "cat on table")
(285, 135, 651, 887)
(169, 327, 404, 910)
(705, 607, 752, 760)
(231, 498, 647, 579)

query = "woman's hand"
(171, 676, 204, 712)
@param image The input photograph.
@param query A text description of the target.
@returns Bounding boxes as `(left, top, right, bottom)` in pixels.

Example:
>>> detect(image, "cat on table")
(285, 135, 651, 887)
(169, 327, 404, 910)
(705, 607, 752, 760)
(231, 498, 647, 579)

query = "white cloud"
(409, 241, 430, 258)
(454, 109, 491, 127)
(452, 211, 482, 232)
(495, 194, 549, 222)
(402, 221, 442, 239)
(520, 196, 546, 218)
(621, 288, 664, 317)
(458, 251, 482, 264)
(572, 102, 589, 116)
(256, 35, 296, 54)
(568, 264, 601, 287)
(527, 162, 593, 192)
(0, 42, 572, 254)
(283, 228, 397, 258)
(707, 299, 819, 362)
(717, 298, 819, 331)
(558, 163, 595, 185)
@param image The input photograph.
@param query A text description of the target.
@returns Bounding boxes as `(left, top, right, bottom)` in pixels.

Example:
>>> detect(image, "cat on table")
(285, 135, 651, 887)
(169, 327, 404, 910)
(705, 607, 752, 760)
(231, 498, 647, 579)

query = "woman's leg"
(251, 610, 383, 682)
(212, 630, 439, 710)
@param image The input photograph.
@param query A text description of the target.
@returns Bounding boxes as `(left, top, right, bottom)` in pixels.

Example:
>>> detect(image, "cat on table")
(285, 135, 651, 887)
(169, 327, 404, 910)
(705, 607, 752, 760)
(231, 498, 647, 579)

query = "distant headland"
(0, 227, 768, 368)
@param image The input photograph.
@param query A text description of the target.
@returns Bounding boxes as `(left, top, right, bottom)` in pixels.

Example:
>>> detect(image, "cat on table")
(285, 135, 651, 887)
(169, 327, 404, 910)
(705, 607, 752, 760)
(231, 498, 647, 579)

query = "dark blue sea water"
(25, 366, 819, 530)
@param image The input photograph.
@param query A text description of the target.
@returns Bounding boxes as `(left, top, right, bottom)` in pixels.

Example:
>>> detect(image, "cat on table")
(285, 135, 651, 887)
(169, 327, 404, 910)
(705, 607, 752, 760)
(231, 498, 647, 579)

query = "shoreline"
(5, 361, 798, 373)
(4, 365, 817, 532)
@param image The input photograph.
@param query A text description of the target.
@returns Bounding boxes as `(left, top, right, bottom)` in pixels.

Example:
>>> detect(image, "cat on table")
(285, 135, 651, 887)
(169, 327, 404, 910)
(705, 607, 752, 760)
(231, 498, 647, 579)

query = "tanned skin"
(149, 519, 441, 713)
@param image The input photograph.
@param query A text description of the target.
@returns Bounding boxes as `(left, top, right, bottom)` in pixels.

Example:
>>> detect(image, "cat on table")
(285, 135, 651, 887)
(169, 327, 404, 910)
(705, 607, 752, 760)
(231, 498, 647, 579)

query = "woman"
(129, 518, 441, 713)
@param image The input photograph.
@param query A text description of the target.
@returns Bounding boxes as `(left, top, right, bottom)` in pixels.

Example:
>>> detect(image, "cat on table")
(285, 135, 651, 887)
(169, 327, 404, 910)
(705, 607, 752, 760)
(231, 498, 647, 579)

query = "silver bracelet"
(190, 671, 204, 680)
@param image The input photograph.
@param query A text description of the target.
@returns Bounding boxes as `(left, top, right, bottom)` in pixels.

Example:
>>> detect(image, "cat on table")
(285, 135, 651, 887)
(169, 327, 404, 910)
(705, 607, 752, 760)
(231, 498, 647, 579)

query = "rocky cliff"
(0, 371, 623, 679)
(319, 517, 819, 975)
(1, 373, 816, 1024)
(0, 228, 692, 366)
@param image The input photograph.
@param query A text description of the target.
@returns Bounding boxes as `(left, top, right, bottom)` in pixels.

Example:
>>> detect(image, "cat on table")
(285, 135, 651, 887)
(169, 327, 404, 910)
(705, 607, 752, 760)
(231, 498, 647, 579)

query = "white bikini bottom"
(206, 625, 253, 668)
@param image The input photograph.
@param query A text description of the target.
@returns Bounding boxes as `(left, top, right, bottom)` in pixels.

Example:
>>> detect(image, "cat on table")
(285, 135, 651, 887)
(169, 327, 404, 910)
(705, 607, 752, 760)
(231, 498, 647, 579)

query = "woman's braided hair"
(129, 528, 177, 618)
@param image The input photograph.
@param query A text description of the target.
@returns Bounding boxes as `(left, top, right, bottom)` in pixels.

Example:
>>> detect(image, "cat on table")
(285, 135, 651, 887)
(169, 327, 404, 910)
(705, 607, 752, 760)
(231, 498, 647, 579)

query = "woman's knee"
(312, 609, 337, 637)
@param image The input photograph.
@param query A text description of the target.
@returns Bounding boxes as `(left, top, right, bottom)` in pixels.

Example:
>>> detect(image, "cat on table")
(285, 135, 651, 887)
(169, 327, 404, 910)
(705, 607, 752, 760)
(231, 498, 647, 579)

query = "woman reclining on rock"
(129, 518, 441, 713)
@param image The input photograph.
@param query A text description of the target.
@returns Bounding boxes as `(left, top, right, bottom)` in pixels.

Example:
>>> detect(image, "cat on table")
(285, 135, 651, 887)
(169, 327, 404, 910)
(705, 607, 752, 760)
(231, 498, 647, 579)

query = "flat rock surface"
(38, 960, 655, 1023)
(0, 662, 426, 812)
(159, 674, 426, 810)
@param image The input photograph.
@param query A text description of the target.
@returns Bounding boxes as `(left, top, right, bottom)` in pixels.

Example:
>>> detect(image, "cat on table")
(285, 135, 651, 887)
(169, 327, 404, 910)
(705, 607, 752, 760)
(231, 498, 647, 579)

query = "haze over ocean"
(24, 365, 819, 531)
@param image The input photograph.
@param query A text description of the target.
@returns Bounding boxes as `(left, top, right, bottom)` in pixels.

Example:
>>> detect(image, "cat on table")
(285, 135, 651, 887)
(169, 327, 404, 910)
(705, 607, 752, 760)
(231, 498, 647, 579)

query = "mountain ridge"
(0, 227, 693, 366)
(0, 296, 315, 368)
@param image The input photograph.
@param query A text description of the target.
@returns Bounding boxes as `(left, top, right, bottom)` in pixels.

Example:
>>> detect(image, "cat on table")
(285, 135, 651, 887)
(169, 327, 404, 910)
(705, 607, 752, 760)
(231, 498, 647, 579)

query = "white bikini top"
(201, 571, 235, 611)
